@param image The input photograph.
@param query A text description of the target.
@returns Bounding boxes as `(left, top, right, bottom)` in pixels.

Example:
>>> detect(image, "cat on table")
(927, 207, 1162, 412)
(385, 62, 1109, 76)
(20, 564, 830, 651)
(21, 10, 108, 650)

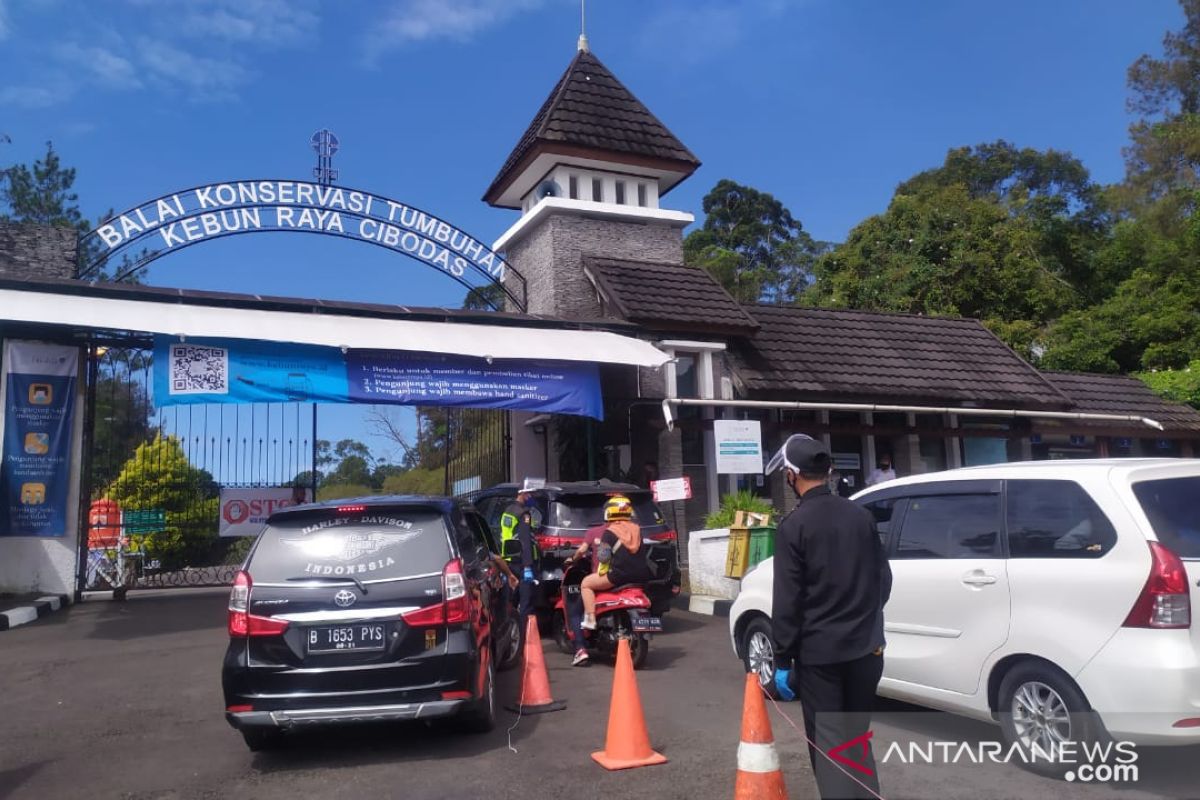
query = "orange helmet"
(604, 495, 634, 522)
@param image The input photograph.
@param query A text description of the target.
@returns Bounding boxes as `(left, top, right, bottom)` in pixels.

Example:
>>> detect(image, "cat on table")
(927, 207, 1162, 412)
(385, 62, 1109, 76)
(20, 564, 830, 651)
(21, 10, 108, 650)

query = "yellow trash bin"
(725, 527, 750, 579)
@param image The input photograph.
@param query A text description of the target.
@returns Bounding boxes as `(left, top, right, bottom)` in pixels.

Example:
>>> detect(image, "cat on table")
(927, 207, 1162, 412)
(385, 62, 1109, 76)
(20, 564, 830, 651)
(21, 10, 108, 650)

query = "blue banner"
(1, 341, 78, 537)
(152, 337, 603, 419)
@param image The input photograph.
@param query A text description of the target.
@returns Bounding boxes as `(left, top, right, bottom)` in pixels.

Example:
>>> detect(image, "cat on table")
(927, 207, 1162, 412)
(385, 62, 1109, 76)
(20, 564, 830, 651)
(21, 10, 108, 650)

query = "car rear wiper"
(285, 574, 369, 595)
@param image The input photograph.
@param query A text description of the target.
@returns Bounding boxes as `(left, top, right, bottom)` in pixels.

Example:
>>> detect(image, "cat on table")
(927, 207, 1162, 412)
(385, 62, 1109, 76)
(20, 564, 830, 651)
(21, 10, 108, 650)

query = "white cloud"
(367, 0, 546, 56)
(179, 0, 319, 47)
(0, 84, 69, 108)
(137, 39, 247, 101)
(54, 43, 142, 89)
(639, 0, 804, 66)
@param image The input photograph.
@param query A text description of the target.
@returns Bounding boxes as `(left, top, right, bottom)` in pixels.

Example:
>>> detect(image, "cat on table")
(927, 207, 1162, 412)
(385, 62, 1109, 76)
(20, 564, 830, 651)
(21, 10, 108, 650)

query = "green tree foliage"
(462, 283, 507, 311)
(0, 141, 88, 230)
(684, 179, 825, 303)
(1137, 361, 1200, 408)
(1121, 0, 1200, 229)
(381, 467, 443, 496)
(103, 435, 220, 570)
(317, 483, 375, 502)
(807, 141, 1105, 358)
(0, 139, 131, 279)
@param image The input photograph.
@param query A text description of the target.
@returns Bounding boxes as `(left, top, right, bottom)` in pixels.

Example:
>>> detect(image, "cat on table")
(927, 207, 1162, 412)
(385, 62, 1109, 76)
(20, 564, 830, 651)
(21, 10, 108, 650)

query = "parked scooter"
(550, 551, 661, 669)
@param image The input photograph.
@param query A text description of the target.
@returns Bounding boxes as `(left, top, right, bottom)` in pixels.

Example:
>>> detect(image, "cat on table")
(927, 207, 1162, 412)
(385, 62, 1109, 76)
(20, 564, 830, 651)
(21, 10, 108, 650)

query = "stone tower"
(484, 39, 701, 319)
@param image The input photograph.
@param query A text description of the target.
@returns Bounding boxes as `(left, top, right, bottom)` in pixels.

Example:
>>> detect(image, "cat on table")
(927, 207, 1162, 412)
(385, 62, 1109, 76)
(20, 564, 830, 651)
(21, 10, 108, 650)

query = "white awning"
(0, 287, 671, 368)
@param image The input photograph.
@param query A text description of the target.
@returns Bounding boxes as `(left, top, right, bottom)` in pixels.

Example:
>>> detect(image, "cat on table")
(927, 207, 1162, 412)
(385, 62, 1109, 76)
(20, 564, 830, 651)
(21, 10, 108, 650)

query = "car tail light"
(649, 530, 678, 542)
(337, 505, 366, 513)
(402, 559, 471, 628)
(444, 559, 470, 624)
(1123, 542, 1192, 629)
(441, 690, 472, 700)
(536, 535, 582, 550)
(227, 571, 290, 638)
(226, 704, 253, 713)
(1173, 718, 1200, 728)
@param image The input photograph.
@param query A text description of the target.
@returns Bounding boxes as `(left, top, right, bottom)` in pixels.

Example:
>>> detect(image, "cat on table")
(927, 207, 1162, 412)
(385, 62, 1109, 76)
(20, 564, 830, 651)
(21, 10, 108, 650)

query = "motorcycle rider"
(579, 495, 654, 631)
(563, 521, 607, 666)
(499, 488, 539, 626)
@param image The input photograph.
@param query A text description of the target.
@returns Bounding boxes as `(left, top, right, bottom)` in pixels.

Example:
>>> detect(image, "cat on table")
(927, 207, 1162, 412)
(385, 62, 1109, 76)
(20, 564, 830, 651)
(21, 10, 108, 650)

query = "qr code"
(169, 344, 228, 395)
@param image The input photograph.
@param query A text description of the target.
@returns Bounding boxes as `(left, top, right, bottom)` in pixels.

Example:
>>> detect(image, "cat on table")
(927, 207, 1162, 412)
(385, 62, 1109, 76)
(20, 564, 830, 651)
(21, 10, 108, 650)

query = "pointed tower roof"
(483, 50, 701, 208)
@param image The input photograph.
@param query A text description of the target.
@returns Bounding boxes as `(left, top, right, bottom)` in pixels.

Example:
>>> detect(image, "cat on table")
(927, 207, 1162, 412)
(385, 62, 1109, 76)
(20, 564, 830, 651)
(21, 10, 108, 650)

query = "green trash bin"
(748, 525, 777, 567)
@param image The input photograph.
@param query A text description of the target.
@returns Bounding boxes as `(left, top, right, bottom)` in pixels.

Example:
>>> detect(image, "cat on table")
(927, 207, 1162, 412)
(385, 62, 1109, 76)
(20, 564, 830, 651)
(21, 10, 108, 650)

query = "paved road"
(0, 591, 1196, 800)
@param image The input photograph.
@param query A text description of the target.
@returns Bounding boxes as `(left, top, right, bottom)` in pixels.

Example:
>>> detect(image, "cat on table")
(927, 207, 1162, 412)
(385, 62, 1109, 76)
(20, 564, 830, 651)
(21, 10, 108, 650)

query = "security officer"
(766, 433, 892, 800)
(499, 489, 539, 625)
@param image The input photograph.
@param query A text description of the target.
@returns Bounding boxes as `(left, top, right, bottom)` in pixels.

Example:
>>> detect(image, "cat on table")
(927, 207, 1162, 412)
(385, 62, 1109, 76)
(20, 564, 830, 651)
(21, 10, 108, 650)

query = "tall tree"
(807, 142, 1106, 357)
(684, 179, 823, 304)
(1121, 0, 1200, 229)
(1, 141, 88, 230)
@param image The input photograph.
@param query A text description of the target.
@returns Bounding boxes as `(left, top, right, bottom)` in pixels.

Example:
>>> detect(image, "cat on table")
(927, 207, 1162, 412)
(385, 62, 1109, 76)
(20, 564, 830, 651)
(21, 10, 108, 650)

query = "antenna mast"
(577, 0, 589, 52)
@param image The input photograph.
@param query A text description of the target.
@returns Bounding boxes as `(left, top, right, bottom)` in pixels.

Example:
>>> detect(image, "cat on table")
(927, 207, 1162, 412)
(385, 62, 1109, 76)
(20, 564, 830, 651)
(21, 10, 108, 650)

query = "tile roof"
(1041, 371, 1200, 432)
(484, 50, 700, 204)
(584, 257, 759, 335)
(733, 305, 1071, 408)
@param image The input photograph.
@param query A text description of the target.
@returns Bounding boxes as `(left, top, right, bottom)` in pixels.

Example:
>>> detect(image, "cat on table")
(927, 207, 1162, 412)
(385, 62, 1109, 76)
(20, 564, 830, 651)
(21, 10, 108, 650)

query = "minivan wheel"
(998, 663, 1103, 778)
(459, 660, 496, 734)
(741, 617, 777, 697)
(496, 617, 522, 672)
(241, 728, 284, 752)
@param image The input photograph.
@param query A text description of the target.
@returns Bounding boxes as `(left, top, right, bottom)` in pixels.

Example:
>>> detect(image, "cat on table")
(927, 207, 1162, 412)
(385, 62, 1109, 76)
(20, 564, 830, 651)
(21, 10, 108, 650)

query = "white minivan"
(730, 459, 1200, 752)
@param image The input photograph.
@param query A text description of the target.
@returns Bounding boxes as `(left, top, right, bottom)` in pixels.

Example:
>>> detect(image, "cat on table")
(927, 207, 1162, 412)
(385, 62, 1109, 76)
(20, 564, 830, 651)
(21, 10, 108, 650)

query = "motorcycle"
(550, 550, 662, 670)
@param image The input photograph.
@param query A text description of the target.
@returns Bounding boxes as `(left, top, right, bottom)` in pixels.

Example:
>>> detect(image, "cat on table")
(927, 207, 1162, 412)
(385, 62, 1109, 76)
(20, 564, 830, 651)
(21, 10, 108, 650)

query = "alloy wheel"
(747, 630, 775, 688)
(1011, 680, 1072, 756)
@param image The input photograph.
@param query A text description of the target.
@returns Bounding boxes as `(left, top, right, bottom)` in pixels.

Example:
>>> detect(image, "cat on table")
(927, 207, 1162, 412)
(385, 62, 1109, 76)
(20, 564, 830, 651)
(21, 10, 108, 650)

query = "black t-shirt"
(601, 528, 654, 583)
(771, 486, 893, 668)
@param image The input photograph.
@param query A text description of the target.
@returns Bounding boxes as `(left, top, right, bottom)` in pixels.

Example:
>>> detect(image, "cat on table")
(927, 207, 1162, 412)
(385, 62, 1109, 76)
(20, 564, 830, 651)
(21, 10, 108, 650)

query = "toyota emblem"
(333, 590, 357, 608)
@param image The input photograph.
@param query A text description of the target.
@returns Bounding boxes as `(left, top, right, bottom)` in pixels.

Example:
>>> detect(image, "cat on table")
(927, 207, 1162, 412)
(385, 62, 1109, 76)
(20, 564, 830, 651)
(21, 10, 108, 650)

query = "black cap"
(765, 433, 832, 475)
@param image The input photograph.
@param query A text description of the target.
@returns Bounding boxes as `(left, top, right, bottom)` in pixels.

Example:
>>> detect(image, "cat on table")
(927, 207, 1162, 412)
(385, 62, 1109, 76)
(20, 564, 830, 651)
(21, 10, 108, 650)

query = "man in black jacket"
(767, 433, 892, 800)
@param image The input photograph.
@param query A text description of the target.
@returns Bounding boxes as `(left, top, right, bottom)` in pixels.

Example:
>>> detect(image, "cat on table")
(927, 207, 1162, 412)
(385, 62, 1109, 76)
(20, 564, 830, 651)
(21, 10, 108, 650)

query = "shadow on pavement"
(0, 760, 54, 800)
(85, 590, 227, 641)
(662, 613, 711, 634)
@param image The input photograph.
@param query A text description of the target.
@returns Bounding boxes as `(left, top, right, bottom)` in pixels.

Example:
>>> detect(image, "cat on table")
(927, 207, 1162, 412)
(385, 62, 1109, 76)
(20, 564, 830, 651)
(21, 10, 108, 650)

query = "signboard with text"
(0, 341, 78, 537)
(153, 337, 604, 419)
(219, 487, 312, 537)
(651, 477, 692, 503)
(714, 420, 763, 474)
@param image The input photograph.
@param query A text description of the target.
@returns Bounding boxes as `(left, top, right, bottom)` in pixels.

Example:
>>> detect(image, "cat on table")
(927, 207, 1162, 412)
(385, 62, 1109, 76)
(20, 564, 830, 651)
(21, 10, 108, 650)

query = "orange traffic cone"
(506, 615, 567, 714)
(592, 637, 668, 770)
(734, 673, 788, 799)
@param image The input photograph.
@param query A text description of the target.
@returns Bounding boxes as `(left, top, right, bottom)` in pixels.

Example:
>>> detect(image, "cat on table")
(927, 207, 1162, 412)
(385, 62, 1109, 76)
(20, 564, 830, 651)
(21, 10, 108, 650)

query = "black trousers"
(795, 652, 884, 800)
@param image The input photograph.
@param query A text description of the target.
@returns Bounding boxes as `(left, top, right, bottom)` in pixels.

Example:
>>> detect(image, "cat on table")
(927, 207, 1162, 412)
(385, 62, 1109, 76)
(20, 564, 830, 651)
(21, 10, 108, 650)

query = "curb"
(0, 594, 70, 631)
(674, 593, 732, 618)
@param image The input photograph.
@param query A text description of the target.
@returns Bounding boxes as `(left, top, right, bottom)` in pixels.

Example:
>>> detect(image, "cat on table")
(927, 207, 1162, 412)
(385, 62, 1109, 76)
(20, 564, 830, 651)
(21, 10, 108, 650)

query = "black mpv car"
(222, 496, 513, 751)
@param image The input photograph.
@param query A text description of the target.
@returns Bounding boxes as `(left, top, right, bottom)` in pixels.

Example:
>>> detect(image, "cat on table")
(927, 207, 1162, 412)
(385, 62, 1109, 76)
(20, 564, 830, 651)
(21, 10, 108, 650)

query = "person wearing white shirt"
(866, 455, 897, 486)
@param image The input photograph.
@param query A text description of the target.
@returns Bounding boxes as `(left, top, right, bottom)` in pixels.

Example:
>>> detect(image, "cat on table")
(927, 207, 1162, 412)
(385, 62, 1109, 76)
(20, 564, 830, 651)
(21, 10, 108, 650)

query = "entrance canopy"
(0, 279, 670, 368)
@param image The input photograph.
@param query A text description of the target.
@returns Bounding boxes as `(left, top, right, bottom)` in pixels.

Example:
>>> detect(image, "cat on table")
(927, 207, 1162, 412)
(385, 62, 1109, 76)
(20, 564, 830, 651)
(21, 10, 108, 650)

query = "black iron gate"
(443, 407, 511, 496)
(80, 343, 315, 592)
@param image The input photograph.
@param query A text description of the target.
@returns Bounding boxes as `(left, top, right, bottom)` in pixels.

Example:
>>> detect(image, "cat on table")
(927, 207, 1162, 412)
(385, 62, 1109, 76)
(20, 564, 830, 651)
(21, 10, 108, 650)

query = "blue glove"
(774, 667, 795, 701)
(522, 567, 535, 583)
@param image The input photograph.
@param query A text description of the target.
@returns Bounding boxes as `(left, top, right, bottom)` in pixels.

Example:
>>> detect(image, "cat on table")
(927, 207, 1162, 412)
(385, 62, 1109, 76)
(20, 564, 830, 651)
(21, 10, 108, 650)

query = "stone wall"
(0, 223, 78, 280)
(506, 214, 684, 319)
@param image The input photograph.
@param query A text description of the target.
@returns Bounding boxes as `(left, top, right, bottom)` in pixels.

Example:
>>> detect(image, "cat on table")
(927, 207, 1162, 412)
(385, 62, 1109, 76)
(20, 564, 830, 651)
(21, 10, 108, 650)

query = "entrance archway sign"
(78, 180, 527, 311)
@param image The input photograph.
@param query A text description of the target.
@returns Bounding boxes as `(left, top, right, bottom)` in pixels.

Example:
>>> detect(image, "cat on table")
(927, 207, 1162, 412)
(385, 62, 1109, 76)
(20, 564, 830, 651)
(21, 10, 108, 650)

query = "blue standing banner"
(152, 337, 604, 420)
(1, 341, 79, 537)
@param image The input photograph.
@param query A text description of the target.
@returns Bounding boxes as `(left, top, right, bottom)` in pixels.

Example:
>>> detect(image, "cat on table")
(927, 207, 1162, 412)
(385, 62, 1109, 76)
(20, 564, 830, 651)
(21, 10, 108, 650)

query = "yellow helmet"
(604, 495, 634, 522)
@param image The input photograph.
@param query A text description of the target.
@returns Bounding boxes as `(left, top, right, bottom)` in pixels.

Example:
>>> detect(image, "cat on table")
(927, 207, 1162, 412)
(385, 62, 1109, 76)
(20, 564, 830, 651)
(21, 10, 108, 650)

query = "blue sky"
(0, 0, 1183, 466)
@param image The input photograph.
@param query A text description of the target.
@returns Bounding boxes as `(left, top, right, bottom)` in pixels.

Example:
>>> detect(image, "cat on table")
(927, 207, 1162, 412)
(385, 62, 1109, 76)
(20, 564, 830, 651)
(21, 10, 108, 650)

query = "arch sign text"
(80, 180, 526, 310)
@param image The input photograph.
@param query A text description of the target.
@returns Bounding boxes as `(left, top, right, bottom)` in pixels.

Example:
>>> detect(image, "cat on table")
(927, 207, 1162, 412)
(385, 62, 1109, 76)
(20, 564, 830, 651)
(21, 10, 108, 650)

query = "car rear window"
(1132, 477, 1200, 559)
(547, 493, 667, 533)
(248, 510, 452, 582)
